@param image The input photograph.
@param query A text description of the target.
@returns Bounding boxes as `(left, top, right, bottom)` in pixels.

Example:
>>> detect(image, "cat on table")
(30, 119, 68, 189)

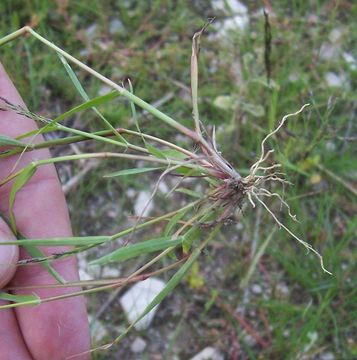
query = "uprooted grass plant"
(0, 25, 331, 356)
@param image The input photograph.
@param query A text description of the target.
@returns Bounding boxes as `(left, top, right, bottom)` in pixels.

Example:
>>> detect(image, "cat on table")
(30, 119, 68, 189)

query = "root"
(242, 104, 332, 275)
(251, 193, 331, 275)
(248, 104, 310, 180)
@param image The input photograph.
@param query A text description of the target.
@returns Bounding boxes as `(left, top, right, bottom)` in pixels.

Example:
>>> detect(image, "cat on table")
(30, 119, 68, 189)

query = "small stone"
(251, 284, 262, 295)
(325, 72, 347, 88)
(343, 52, 357, 70)
(320, 352, 335, 360)
(158, 181, 169, 194)
(212, 0, 248, 15)
(276, 283, 289, 298)
(130, 336, 147, 353)
(329, 28, 344, 42)
(98, 85, 112, 96)
(109, 19, 124, 34)
(88, 316, 108, 343)
(85, 24, 98, 39)
(120, 278, 166, 330)
(319, 43, 339, 61)
(101, 266, 120, 278)
(243, 334, 257, 347)
(190, 347, 224, 360)
(134, 191, 154, 217)
(127, 188, 136, 198)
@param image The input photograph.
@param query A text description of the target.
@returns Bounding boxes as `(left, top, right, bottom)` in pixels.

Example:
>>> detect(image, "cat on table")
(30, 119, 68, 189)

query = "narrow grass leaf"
(240, 230, 275, 288)
(58, 54, 128, 145)
(0, 236, 111, 247)
(164, 207, 190, 236)
(90, 236, 183, 266)
(0, 135, 31, 148)
(146, 143, 166, 159)
(174, 167, 203, 177)
(9, 164, 36, 233)
(0, 292, 40, 304)
(104, 167, 163, 178)
(175, 188, 201, 198)
(183, 226, 201, 253)
(128, 79, 146, 144)
(54, 91, 121, 124)
(22, 243, 66, 283)
(58, 54, 88, 99)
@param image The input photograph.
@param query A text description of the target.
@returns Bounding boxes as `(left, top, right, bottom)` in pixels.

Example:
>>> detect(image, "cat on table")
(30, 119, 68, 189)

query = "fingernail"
(0, 217, 19, 288)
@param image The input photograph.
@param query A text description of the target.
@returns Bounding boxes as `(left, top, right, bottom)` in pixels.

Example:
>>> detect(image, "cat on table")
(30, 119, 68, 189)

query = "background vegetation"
(0, 1, 356, 359)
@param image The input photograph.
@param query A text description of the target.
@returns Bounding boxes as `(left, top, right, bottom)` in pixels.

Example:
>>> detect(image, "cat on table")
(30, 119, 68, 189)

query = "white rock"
(251, 284, 262, 295)
(109, 19, 124, 34)
(220, 14, 249, 33)
(88, 316, 108, 343)
(77, 253, 100, 281)
(130, 336, 147, 353)
(329, 28, 344, 43)
(276, 283, 289, 297)
(343, 52, 357, 70)
(325, 140, 336, 152)
(320, 352, 335, 360)
(158, 180, 169, 194)
(319, 43, 340, 61)
(98, 85, 112, 96)
(127, 188, 136, 199)
(212, 0, 247, 14)
(85, 24, 98, 39)
(102, 266, 121, 278)
(212, 0, 249, 35)
(120, 278, 166, 330)
(325, 72, 346, 88)
(190, 347, 224, 360)
(134, 191, 154, 217)
(243, 333, 257, 347)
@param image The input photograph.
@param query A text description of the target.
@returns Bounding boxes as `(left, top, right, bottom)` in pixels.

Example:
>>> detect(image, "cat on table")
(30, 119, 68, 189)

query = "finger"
(0, 302, 34, 360)
(0, 64, 90, 359)
(0, 218, 33, 360)
(0, 217, 18, 288)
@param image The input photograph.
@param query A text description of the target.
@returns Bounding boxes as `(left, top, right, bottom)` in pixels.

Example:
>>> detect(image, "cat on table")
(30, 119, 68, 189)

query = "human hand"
(0, 63, 90, 359)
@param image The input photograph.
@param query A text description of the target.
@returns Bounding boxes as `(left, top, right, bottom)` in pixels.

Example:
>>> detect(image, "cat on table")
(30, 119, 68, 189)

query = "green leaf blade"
(104, 167, 163, 178)
(8, 164, 37, 233)
(90, 236, 183, 266)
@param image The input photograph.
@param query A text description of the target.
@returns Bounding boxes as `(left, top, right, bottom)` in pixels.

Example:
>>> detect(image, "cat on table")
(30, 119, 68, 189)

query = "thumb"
(0, 217, 19, 288)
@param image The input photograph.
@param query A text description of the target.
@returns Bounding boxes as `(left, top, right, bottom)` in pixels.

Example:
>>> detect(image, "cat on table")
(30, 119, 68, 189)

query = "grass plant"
(0, 4, 355, 358)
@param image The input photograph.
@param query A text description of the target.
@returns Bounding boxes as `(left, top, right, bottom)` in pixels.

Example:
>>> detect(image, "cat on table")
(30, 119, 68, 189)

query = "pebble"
(85, 24, 98, 39)
(343, 52, 357, 70)
(251, 284, 262, 295)
(212, 0, 247, 15)
(120, 278, 166, 330)
(88, 315, 108, 343)
(134, 191, 154, 217)
(130, 336, 147, 353)
(109, 19, 124, 34)
(320, 352, 335, 360)
(190, 347, 224, 360)
(212, 0, 249, 36)
(325, 72, 347, 88)
(101, 266, 120, 278)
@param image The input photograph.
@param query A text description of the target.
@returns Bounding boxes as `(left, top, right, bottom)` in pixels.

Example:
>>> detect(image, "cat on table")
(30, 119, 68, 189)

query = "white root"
(251, 192, 332, 275)
(243, 104, 331, 275)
